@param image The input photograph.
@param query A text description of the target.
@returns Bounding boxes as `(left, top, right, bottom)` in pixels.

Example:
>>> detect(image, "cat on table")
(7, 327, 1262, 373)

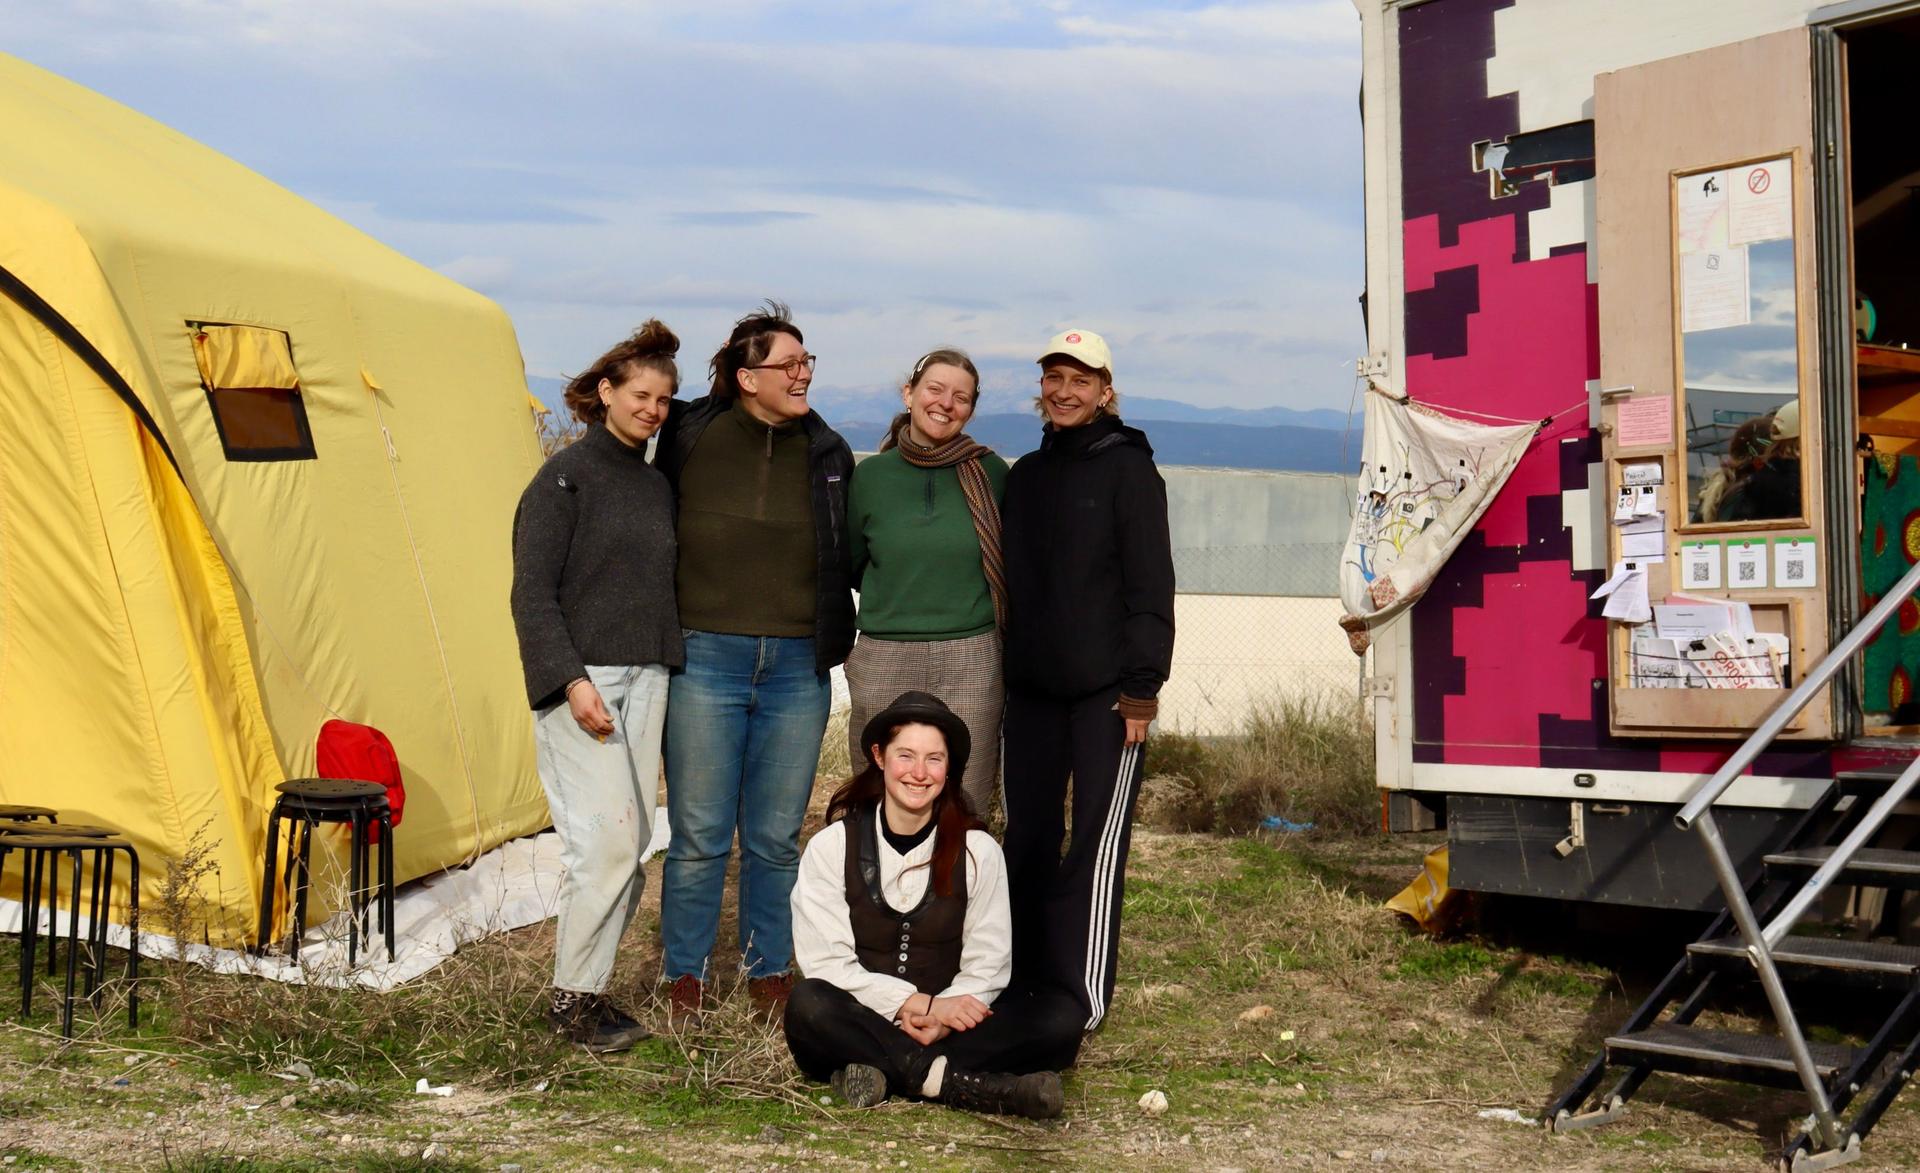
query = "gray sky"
(9, 1, 1364, 411)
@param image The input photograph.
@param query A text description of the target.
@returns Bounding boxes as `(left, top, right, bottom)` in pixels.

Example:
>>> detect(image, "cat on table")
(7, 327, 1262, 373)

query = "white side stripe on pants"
(1082, 742, 1143, 1030)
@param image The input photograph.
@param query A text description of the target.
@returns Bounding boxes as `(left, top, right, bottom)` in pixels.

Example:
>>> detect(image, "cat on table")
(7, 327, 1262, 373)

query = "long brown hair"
(562, 319, 680, 425)
(824, 720, 983, 899)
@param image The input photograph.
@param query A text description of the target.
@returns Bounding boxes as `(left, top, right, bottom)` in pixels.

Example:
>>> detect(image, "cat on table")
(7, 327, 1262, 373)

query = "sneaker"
(939, 1068, 1064, 1120)
(747, 972, 794, 1021)
(666, 974, 705, 1030)
(548, 990, 650, 1054)
(830, 1063, 889, 1109)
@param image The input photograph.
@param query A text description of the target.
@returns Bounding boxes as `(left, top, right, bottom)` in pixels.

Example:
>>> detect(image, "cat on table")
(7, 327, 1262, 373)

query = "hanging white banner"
(1338, 383, 1536, 653)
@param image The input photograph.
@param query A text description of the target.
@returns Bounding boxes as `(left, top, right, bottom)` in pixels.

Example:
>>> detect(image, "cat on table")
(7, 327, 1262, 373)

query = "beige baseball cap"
(1038, 329, 1113, 380)
(1771, 399, 1800, 441)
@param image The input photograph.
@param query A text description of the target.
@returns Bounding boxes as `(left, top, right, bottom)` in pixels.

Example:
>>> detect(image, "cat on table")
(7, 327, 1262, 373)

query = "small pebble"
(1335, 1151, 1357, 1161)
(1371, 1152, 1387, 1164)
(884, 1141, 897, 1149)
(278, 1094, 295, 1108)
(758, 1125, 783, 1145)
(421, 1143, 445, 1160)
(500, 1166, 523, 1173)
(124, 1055, 140, 1065)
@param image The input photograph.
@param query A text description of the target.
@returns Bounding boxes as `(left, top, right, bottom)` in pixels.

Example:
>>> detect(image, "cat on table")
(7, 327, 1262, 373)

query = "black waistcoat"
(843, 805, 967, 995)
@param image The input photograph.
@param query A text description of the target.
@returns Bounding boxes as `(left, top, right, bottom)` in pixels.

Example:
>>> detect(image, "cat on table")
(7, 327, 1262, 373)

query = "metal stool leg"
(381, 808, 395, 961)
(290, 818, 313, 963)
(45, 848, 58, 976)
(346, 808, 364, 969)
(84, 846, 106, 1002)
(18, 847, 40, 1017)
(61, 848, 82, 1038)
(257, 802, 284, 955)
(126, 847, 140, 1027)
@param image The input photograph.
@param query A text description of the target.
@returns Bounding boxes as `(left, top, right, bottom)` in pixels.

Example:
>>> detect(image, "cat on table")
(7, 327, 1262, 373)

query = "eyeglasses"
(1039, 372, 1100, 393)
(749, 354, 818, 378)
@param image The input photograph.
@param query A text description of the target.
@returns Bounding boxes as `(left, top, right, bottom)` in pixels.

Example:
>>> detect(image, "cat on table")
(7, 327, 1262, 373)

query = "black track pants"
(1000, 686, 1146, 1030)
(782, 979, 1085, 1092)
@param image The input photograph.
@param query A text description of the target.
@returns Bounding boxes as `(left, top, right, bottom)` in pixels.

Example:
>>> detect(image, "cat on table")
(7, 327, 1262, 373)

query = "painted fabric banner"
(1338, 383, 1535, 652)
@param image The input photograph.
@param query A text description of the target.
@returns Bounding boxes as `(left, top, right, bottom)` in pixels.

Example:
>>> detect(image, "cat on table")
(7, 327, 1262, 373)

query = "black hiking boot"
(830, 1063, 889, 1108)
(939, 1068, 1063, 1119)
(548, 990, 650, 1054)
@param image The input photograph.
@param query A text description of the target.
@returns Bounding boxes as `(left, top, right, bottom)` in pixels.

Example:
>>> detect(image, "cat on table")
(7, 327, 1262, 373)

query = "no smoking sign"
(1747, 166, 1772, 195)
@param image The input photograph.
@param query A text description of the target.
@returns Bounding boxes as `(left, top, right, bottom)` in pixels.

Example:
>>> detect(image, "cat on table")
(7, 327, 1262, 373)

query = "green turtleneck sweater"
(674, 400, 817, 637)
(848, 446, 1009, 641)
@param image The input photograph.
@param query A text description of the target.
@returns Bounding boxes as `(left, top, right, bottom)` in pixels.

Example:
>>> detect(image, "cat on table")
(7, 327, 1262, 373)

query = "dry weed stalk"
(536, 403, 585, 456)
(1143, 690, 1377, 835)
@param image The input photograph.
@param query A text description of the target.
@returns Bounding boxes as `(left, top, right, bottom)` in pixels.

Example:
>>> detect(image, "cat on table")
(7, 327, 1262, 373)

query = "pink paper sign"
(1617, 395, 1673, 448)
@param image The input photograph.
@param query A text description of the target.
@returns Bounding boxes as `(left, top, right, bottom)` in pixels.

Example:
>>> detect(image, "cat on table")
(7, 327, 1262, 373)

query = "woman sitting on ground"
(783, 692, 1083, 1118)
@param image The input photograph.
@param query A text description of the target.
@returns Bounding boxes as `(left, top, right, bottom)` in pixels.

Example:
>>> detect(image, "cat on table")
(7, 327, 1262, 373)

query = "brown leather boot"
(666, 974, 704, 1030)
(747, 972, 794, 1021)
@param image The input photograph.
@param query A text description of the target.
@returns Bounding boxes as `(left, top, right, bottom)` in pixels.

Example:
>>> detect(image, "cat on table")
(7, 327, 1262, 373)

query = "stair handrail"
(1664, 554, 1920, 1157)
(1676, 554, 1920, 831)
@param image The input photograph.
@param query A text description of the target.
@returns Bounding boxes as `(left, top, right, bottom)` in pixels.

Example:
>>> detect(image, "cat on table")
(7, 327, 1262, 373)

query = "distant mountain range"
(526, 375, 1356, 472)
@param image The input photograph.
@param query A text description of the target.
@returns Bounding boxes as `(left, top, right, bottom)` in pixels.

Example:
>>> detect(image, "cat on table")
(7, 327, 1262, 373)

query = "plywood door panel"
(1595, 27, 1832, 740)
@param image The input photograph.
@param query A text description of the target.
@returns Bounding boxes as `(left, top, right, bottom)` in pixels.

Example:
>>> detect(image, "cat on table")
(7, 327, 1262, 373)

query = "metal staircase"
(1547, 557, 1920, 1172)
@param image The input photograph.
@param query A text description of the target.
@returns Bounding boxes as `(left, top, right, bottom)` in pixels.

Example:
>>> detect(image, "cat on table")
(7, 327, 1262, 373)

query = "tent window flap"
(190, 323, 316, 461)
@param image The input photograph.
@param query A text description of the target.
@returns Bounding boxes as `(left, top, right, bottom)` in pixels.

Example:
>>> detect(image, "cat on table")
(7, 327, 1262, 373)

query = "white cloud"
(7, 0, 1366, 411)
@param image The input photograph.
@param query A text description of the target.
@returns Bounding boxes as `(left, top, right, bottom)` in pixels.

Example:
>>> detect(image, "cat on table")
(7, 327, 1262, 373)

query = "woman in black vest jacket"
(784, 692, 1083, 1118)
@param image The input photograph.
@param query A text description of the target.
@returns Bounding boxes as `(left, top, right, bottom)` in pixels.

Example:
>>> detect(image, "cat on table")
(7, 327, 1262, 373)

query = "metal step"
(1688, 935, 1920, 984)
(1766, 847, 1920, 891)
(1836, 767, 1914, 793)
(1605, 1023, 1854, 1090)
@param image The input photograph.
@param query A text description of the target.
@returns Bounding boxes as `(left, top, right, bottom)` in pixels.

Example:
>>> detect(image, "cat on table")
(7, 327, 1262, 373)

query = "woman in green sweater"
(846, 349, 1009, 815)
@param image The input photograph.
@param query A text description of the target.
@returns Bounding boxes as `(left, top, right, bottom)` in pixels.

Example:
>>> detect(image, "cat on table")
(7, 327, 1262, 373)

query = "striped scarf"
(885, 414, 1007, 633)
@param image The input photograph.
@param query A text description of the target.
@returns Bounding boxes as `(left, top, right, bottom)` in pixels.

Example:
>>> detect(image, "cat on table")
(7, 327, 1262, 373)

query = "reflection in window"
(1681, 236, 1801, 522)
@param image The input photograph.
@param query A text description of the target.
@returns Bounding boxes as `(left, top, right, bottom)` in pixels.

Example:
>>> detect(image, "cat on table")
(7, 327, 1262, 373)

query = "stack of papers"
(1628, 593, 1787, 689)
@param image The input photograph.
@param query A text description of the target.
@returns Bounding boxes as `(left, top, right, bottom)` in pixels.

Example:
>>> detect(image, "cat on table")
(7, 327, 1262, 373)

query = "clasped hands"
(895, 992, 991, 1045)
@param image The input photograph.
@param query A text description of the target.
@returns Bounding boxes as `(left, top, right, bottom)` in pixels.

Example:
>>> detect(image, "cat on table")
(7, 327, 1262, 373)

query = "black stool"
(0, 823, 119, 978)
(0, 805, 57, 824)
(257, 779, 394, 967)
(0, 830, 139, 1037)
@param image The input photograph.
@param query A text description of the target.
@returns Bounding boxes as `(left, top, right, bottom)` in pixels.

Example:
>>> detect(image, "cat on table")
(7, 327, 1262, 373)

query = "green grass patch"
(1394, 940, 1499, 981)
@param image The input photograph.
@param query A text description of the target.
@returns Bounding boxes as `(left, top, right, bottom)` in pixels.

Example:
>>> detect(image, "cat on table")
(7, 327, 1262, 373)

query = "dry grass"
(535, 405, 585, 456)
(1143, 690, 1377, 835)
(11, 813, 1920, 1168)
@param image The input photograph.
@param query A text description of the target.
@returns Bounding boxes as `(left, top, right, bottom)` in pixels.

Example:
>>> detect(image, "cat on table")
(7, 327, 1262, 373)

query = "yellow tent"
(0, 53, 548, 946)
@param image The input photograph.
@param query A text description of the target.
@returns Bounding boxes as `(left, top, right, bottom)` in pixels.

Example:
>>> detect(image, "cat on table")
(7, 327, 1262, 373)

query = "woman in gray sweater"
(510, 320, 684, 1052)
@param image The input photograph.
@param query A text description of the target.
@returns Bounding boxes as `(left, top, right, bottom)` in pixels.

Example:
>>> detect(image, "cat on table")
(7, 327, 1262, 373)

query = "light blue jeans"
(661, 632, 830, 980)
(532, 663, 668, 994)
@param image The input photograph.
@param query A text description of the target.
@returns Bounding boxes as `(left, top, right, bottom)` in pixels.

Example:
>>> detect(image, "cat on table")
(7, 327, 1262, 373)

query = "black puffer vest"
(843, 805, 967, 995)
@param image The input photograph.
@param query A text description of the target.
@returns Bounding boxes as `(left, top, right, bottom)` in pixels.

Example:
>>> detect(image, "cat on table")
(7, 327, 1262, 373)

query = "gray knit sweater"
(510, 425, 684, 709)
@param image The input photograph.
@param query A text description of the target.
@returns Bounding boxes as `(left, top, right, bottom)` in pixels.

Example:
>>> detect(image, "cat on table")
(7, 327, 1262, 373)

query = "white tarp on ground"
(0, 820, 668, 991)
(1338, 383, 1535, 652)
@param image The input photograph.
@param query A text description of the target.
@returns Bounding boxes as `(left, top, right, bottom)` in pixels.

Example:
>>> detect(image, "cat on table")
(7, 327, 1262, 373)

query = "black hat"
(859, 691, 971, 785)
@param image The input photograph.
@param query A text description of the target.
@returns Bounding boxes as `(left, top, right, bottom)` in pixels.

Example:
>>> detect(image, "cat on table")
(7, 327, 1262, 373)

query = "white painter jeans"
(533, 663, 668, 994)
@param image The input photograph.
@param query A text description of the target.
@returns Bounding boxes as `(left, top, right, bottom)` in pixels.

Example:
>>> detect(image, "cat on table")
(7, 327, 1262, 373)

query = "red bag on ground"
(315, 719, 406, 841)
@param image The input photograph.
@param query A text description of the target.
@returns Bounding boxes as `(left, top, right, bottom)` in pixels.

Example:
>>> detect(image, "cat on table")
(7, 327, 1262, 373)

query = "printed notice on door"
(1677, 170, 1730, 256)
(1729, 158, 1793, 246)
(1616, 395, 1674, 448)
(1681, 246, 1751, 333)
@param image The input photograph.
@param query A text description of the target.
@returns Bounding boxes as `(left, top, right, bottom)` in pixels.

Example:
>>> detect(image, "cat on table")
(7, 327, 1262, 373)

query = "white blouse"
(790, 809, 1012, 1023)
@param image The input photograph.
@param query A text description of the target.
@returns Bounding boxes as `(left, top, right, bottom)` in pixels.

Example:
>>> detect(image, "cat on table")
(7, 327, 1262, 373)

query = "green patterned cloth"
(1862, 454, 1920, 715)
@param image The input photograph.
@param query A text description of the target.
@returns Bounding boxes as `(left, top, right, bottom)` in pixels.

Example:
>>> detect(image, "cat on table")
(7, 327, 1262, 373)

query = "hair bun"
(632, 318, 680, 358)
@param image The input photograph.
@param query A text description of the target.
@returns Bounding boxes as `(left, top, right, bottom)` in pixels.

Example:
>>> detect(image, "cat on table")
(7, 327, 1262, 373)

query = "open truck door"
(1595, 27, 1837, 741)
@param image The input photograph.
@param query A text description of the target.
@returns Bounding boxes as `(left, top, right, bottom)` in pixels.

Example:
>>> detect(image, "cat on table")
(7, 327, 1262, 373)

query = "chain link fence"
(1158, 473, 1366, 736)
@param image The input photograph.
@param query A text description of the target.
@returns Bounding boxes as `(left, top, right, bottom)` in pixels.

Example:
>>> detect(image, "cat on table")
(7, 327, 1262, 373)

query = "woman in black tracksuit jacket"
(999, 329, 1175, 1033)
